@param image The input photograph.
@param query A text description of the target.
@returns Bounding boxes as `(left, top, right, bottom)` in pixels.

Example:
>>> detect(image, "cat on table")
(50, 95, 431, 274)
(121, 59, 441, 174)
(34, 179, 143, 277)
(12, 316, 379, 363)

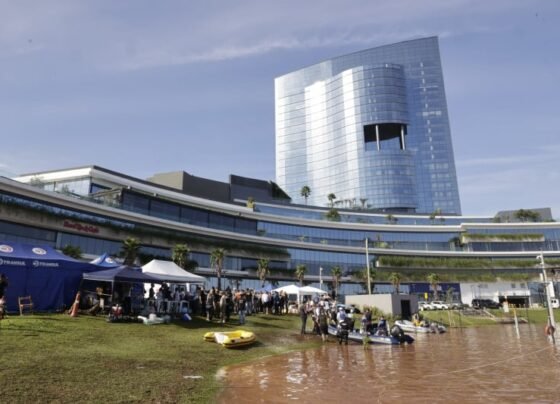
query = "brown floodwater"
(217, 325, 560, 403)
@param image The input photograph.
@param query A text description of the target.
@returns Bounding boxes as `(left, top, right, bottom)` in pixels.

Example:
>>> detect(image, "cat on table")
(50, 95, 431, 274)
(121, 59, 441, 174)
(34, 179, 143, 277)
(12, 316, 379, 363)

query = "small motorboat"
(328, 325, 414, 345)
(203, 330, 256, 348)
(394, 320, 446, 334)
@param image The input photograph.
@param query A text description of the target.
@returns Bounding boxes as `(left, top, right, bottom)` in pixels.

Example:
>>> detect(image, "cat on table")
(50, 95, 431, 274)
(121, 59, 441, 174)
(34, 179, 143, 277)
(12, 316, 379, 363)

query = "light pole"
(319, 266, 323, 291)
(538, 251, 556, 343)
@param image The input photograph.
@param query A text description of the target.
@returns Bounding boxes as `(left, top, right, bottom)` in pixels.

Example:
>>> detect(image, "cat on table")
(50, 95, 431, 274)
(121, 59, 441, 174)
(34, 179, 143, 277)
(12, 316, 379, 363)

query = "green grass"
(422, 308, 560, 327)
(0, 313, 317, 403)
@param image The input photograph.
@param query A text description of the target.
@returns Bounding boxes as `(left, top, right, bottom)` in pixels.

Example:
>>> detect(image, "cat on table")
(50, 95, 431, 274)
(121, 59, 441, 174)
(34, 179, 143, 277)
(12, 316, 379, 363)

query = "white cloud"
(0, 0, 534, 70)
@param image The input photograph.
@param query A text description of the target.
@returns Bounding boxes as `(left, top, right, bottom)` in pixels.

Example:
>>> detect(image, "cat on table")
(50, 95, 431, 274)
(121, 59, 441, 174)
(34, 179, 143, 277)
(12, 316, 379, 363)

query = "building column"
(400, 125, 406, 150)
(375, 124, 380, 151)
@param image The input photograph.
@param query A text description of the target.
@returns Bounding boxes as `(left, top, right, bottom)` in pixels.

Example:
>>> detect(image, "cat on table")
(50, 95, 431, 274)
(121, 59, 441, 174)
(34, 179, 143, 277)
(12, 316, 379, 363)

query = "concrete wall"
(345, 294, 418, 317)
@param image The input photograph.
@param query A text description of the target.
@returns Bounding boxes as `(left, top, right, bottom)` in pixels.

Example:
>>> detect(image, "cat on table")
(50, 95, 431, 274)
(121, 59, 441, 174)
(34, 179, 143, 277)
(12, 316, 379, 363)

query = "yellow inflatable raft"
(203, 330, 256, 348)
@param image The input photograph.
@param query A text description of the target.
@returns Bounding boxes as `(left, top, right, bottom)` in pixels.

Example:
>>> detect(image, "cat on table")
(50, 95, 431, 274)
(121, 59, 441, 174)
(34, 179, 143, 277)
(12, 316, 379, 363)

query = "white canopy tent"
(272, 284, 301, 295)
(272, 284, 327, 303)
(273, 284, 302, 304)
(142, 259, 206, 284)
(299, 285, 325, 295)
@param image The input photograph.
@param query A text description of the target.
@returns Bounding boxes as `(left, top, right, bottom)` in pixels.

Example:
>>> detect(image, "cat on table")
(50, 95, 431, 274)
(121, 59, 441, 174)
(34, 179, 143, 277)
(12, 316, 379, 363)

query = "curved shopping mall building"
(1, 165, 559, 299)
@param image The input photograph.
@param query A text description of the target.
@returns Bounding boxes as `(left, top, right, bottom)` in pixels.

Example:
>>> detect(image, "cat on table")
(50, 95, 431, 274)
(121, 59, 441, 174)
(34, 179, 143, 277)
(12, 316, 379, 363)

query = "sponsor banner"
(32, 260, 59, 268)
(63, 220, 99, 234)
(0, 258, 26, 266)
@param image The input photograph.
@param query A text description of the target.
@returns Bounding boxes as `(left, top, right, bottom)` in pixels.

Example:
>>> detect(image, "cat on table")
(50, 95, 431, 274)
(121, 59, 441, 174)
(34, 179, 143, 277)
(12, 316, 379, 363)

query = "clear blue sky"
(1, 1, 559, 218)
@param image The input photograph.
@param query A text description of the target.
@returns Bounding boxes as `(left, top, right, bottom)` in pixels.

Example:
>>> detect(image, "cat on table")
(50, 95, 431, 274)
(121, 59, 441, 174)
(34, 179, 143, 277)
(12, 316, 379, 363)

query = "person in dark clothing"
(299, 301, 308, 334)
(0, 273, 8, 299)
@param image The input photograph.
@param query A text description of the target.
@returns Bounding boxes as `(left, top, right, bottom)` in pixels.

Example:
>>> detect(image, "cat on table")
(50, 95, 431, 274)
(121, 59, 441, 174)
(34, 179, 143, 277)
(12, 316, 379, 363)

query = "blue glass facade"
(275, 37, 462, 214)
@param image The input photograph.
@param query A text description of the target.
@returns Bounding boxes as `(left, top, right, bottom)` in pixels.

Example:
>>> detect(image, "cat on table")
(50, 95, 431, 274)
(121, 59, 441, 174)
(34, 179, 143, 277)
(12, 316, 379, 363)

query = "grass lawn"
(422, 308, 560, 327)
(0, 313, 317, 403)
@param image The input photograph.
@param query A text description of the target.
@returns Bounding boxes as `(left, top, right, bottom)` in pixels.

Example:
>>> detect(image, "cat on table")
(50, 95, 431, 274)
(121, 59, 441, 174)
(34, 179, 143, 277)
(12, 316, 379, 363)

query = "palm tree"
(246, 196, 255, 209)
(327, 193, 337, 208)
(331, 266, 343, 301)
(352, 266, 376, 294)
(386, 214, 398, 225)
(430, 208, 443, 225)
(325, 208, 341, 221)
(121, 237, 140, 266)
(61, 245, 82, 260)
(388, 272, 402, 294)
(295, 264, 307, 286)
(172, 243, 190, 269)
(210, 248, 227, 291)
(257, 258, 270, 287)
(300, 185, 311, 205)
(427, 273, 440, 300)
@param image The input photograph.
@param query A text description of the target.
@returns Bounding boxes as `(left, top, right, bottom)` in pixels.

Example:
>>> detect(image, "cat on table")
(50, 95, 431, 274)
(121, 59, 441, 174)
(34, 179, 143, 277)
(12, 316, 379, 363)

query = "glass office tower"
(275, 37, 462, 214)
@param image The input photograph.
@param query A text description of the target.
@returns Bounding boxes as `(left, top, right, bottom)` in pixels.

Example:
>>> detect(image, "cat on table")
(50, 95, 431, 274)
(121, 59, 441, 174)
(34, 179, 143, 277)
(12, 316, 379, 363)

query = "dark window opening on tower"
(364, 123, 407, 151)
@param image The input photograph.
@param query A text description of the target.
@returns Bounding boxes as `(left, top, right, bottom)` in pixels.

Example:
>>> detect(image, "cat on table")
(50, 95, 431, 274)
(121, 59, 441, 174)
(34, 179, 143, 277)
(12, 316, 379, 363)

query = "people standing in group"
(245, 289, 253, 315)
(273, 292, 280, 315)
(336, 306, 347, 324)
(318, 305, 329, 342)
(361, 307, 372, 334)
(213, 288, 221, 319)
(261, 291, 270, 314)
(299, 299, 309, 335)
(0, 273, 8, 299)
(206, 289, 214, 321)
(219, 291, 227, 324)
(376, 316, 387, 336)
(237, 292, 247, 325)
(0, 273, 7, 320)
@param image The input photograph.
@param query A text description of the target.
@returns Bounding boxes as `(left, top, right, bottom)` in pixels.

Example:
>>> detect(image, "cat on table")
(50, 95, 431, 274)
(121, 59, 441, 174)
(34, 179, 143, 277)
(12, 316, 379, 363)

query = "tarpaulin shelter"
(141, 260, 206, 284)
(89, 253, 119, 268)
(82, 266, 160, 283)
(0, 242, 100, 312)
(82, 266, 162, 314)
(299, 285, 325, 295)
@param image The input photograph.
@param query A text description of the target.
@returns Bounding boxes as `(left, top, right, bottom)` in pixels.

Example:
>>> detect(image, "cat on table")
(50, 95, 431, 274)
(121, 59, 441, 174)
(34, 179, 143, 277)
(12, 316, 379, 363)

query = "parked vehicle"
(430, 301, 449, 310)
(471, 299, 500, 309)
(550, 298, 560, 309)
(419, 301, 433, 311)
(449, 301, 464, 310)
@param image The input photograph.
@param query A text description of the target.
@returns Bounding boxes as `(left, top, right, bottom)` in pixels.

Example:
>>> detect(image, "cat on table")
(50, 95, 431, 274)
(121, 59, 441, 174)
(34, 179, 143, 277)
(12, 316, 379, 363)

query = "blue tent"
(0, 242, 100, 312)
(89, 253, 119, 268)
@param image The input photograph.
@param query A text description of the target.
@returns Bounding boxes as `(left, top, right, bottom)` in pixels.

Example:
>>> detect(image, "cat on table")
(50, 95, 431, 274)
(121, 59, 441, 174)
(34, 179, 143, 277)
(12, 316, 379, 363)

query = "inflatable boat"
(328, 325, 414, 345)
(394, 320, 446, 334)
(203, 330, 256, 348)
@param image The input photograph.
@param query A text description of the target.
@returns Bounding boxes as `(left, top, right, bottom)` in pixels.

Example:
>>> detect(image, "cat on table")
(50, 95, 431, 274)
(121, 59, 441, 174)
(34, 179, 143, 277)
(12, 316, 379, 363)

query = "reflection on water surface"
(218, 326, 560, 403)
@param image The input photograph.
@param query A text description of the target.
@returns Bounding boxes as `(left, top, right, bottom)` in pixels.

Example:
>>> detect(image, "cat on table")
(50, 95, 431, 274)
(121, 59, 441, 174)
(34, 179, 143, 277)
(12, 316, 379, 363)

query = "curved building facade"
(275, 37, 461, 214)
(1, 166, 559, 301)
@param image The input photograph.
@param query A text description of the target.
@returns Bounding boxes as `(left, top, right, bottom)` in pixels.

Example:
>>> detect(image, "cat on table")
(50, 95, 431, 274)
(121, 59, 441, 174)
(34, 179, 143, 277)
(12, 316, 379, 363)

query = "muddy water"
(217, 325, 560, 403)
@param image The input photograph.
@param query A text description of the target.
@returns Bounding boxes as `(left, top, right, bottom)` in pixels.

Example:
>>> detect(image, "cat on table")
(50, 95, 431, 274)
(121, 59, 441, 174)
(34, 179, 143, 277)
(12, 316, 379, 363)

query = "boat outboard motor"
(429, 322, 439, 333)
(390, 324, 406, 342)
